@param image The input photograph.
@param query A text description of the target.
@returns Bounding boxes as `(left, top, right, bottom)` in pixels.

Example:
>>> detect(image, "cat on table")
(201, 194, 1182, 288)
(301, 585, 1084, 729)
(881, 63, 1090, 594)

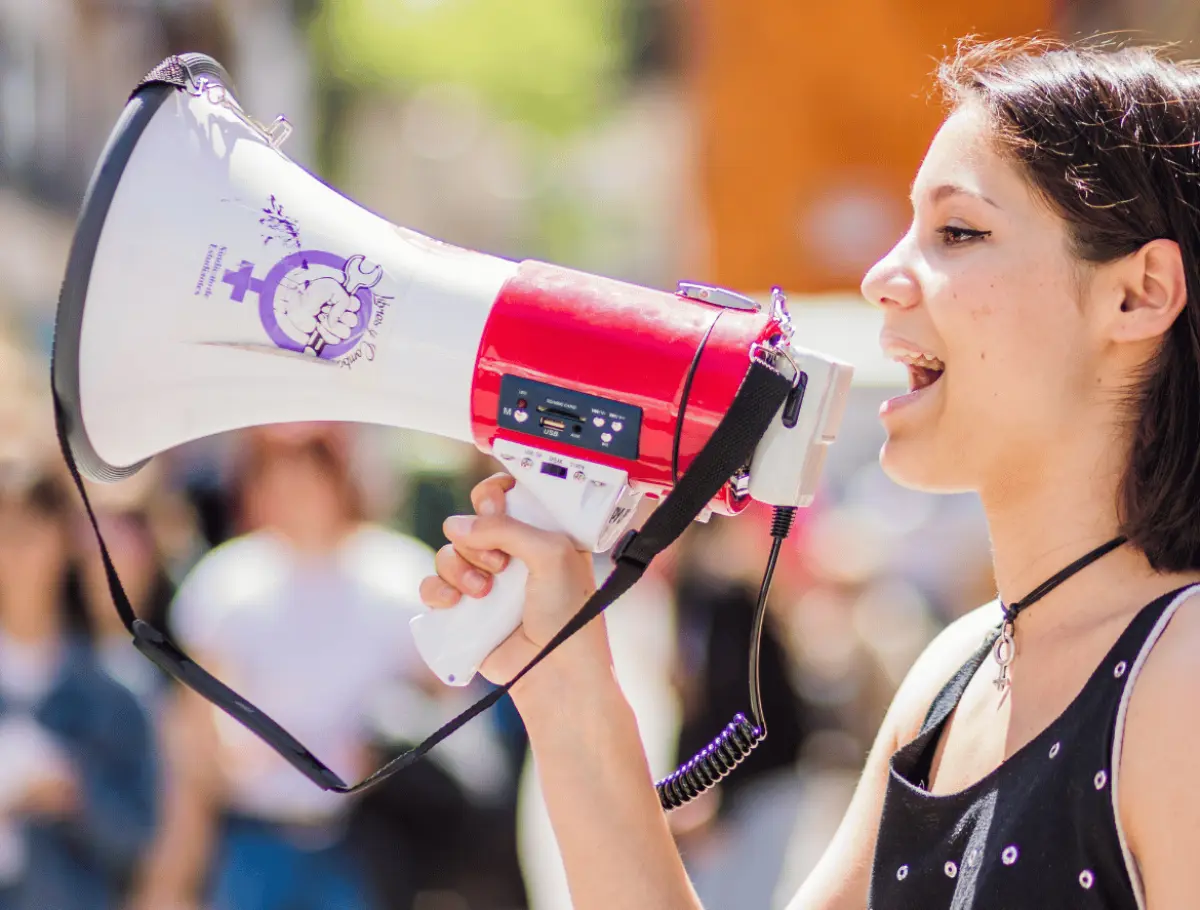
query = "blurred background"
(0, 1, 1193, 909)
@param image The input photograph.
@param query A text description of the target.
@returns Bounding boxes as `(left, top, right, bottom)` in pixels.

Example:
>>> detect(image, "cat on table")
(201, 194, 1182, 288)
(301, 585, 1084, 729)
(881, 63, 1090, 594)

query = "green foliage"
(311, 0, 629, 136)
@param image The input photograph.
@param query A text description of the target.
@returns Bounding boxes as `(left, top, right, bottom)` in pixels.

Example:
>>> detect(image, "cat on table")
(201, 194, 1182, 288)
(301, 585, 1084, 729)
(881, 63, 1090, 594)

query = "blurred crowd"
(0, 1, 1195, 909)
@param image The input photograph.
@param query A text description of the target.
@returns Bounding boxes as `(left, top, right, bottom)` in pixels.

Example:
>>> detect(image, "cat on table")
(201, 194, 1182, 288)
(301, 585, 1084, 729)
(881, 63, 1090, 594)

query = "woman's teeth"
(902, 353, 944, 370)
(897, 353, 945, 392)
(880, 351, 945, 417)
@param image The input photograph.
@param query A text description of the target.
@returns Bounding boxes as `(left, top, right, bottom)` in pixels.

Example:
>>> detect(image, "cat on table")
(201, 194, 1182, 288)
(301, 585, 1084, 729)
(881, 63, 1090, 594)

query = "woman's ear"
(1111, 238, 1188, 341)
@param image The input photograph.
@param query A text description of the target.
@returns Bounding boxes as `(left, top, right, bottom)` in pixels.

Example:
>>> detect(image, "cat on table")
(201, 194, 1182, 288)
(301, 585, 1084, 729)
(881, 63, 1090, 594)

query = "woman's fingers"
(434, 542, 495, 599)
(443, 512, 580, 572)
(471, 472, 516, 518)
(419, 540, 504, 608)
(419, 573, 461, 608)
(420, 471, 582, 614)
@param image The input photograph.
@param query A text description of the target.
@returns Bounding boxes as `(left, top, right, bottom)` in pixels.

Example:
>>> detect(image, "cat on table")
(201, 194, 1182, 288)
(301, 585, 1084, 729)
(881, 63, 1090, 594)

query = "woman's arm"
(1118, 588, 1200, 909)
(513, 659, 704, 910)
(424, 474, 998, 910)
(424, 474, 702, 910)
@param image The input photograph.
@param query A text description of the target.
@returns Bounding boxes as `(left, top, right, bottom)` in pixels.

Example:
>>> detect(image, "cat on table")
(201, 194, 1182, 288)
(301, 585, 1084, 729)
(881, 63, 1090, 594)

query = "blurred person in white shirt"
(131, 423, 435, 910)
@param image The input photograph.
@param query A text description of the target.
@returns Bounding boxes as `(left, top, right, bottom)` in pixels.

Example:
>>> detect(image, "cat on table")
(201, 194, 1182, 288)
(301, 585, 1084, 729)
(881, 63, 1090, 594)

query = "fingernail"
(464, 569, 488, 594)
(445, 515, 475, 538)
(423, 580, 456, 606)
(485, 550, 507, 571)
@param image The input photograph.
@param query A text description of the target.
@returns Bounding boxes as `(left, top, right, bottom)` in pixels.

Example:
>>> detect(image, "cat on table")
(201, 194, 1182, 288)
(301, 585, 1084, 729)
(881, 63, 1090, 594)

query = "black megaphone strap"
(52, 356, 792, 795)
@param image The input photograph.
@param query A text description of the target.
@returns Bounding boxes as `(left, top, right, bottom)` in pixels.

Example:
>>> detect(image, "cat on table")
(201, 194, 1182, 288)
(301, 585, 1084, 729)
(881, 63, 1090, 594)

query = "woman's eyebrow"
(911, 182, 1001, 209)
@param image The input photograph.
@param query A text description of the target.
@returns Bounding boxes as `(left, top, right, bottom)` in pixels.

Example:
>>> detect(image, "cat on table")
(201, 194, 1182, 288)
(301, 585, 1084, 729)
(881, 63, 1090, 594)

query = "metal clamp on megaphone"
(51, 53, 854, 802)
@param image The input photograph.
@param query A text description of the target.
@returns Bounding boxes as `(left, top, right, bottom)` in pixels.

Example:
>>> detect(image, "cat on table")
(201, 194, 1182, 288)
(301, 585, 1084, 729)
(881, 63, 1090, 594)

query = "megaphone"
(53, 54, 853, 693)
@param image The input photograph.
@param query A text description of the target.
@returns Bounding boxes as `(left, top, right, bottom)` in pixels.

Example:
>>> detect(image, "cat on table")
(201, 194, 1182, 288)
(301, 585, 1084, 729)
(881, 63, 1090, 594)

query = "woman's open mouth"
(903, 353, 945, 392)
(881, 351, 945, 416)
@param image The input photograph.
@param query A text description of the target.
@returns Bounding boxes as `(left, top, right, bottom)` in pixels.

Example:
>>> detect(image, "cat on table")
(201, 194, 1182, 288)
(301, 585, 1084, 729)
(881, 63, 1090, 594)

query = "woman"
(73, 468, 181, 712)
(419, 37, 1200, 908)
(0, 455, 157, 910)
(138, 423, 437, 910)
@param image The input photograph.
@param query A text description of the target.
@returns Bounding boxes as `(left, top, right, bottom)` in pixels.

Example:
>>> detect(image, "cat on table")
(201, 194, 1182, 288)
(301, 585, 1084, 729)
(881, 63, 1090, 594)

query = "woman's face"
(0, 496, 68, 590)
(861, 102, 1104, 495)
(243, 442, 351, 538)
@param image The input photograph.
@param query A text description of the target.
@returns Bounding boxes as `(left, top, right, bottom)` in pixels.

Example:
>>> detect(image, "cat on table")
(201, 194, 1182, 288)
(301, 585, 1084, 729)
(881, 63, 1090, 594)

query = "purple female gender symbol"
(258, 250, 375, 359)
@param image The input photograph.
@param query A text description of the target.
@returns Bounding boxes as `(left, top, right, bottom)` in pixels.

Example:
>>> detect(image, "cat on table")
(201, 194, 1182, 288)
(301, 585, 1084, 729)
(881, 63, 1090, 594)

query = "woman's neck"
(984, 479, 1123, 608)
(274, 516, 356, 556)
(980, 432, 1200, 631)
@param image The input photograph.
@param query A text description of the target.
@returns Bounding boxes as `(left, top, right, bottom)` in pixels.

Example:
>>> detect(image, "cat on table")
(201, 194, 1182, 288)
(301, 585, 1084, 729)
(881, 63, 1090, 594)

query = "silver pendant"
(993, 621, 1015, 692)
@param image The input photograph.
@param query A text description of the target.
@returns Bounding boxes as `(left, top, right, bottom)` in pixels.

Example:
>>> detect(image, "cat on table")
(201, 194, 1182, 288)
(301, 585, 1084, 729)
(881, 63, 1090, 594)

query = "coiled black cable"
(655, 504, 798, 811)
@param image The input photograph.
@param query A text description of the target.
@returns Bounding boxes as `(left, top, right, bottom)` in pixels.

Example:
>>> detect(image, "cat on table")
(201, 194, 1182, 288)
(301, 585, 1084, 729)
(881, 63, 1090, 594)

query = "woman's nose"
(861, 238, 919, 310)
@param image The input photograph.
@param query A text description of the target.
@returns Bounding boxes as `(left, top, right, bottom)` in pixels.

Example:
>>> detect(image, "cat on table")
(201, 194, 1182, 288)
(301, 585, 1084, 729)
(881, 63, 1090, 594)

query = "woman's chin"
(879, 436, 970, 494)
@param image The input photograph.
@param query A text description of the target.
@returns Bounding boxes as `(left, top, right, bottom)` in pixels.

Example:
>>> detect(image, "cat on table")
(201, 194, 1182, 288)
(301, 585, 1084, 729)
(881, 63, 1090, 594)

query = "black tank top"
(869, 583, 1200, 909)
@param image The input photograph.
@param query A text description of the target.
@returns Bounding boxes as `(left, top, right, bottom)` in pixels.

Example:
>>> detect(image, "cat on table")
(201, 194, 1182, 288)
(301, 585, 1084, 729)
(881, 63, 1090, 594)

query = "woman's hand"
(418, 472, 610, 693)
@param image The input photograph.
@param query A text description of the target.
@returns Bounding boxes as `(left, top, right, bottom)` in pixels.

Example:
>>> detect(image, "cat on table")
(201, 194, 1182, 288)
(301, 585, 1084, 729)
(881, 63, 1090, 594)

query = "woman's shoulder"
(1108, 583, 1200, 854)
(881, 601, 1001, 751)
(340, 523, 436, 593)
(180, 529, 285, 577)
(1120, 580, 1200, 742)
(167, 531, 291, 647)
(1114, 580, 1200, 895)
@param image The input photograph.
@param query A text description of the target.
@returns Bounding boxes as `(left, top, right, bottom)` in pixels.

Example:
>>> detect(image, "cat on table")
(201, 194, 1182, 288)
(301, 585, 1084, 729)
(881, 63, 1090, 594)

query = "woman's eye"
(936, 225, 991, 246)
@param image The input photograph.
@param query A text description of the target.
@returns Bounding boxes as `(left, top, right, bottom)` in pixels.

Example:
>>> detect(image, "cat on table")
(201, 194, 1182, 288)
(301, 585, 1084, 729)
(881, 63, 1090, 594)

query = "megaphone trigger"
(411, 439, 641, 685)
(409, 480, 551, 686)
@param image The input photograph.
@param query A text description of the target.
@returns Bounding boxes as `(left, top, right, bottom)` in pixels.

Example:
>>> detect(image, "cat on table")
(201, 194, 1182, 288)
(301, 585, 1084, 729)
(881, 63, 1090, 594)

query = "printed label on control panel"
(497, 375, 641, 460)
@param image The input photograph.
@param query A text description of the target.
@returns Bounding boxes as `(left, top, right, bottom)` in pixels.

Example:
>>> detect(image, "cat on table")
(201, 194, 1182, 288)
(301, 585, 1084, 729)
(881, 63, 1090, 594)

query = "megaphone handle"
(409, 479, 564, 686)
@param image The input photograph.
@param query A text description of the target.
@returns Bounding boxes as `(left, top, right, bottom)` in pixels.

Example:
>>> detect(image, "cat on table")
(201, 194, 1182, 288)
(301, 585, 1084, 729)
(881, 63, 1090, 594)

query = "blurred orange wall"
(685, 0, 1052, 294)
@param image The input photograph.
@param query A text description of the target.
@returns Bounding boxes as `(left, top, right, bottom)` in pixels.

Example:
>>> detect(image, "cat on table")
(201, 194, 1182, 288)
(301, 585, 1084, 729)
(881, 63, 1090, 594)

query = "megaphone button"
(514, 410, 529, 423)
(593, 417, 606, 427)
(611, 421, 624, 432)
(601, 432, 613, 444)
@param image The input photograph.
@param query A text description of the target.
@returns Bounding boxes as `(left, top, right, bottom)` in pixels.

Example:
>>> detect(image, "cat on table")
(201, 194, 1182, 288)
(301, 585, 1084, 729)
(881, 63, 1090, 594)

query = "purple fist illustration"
(273, 255, 383, 356)
(286, 276, 361, 348)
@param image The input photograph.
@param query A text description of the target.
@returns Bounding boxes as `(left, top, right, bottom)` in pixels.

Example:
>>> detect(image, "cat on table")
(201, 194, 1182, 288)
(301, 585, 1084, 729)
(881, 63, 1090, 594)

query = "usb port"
(540, 417, 566, 431)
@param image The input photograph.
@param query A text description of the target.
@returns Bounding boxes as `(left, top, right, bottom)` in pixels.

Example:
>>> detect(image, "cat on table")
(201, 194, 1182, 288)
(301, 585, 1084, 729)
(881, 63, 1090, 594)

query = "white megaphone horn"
(53, 53, 854, 692)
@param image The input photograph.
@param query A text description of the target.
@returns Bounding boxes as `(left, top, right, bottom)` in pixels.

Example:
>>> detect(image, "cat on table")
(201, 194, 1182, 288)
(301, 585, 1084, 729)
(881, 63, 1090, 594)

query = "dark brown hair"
(230, 428, 366, 532)
(938, 36, 1200, 572)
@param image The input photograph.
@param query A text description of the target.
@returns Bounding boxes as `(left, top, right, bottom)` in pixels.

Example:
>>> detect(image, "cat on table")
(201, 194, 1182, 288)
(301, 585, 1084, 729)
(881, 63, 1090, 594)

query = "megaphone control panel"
(496, 375, 642, 460)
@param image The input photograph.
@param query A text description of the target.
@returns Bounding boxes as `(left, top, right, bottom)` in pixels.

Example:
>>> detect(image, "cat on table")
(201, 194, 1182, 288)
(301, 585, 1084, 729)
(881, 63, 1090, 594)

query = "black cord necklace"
(992, 536, 1127, 692)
